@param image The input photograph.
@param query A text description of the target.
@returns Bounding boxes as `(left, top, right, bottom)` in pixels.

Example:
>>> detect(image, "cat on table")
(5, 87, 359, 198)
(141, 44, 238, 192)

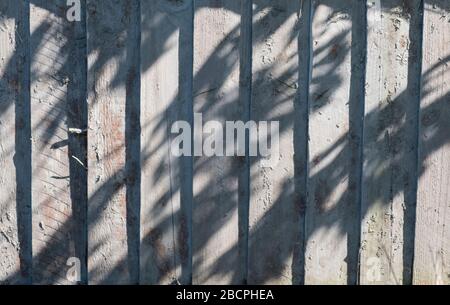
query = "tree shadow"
(0, 0, 449, 285)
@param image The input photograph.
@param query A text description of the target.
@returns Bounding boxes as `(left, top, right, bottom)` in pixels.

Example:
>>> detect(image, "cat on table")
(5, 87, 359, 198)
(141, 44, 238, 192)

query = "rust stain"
(330, 43, 340, 59)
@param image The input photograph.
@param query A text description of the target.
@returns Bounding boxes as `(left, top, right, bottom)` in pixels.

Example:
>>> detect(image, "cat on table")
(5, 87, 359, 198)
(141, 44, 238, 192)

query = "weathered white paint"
(413, 0, 450, 285)
(0, 0, 449, 285)
(360, 0, 421, 285)
(305, 0, 359, 284)
(0, 0, 22, 284)
(248, 0, 301, 284)
(87, 0, 139, 284)
(192, 0, 241, 285)
(29, 0, 76, 285)
(140, 0, 192, 285)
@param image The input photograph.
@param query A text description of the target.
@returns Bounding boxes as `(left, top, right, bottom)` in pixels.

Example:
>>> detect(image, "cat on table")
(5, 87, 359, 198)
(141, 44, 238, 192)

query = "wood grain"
(87, 0, 140, 284)
(413, 0, 450, 285)
(248, 0, 301, 284)
(360, 0, 422, 285)
(140, 0, 193, 285)
(192, 0, 241, 284)
(0, 0, 31, 284)
(305, 0, 363, 284)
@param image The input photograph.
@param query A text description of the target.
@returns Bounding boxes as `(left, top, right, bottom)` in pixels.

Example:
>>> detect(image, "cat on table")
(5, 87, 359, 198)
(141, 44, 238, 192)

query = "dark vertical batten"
(178, 0, 194, 284)
(125, 0, 141, 284)
(238, 0, 252, 285)
(348, 0, 367, 285)
(14, 0, 32, 284)
(404, 0, 424, 285)
(67, 0, 88, 284)
(293, 0, 313, 285)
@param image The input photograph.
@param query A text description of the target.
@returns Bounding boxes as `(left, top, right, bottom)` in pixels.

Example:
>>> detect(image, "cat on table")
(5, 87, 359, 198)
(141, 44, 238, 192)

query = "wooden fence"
(0, 0, 449, 285)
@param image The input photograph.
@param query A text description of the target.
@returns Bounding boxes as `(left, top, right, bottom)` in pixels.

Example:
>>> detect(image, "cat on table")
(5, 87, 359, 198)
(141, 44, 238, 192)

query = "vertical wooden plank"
(0, 0, 20, 283)
(360, 0, 421, 285)
(29, 0, 83, 285)
(0, 0, 31, 284)
(140, 0, 193, 285)
(87, 0, 140, 284)
(66, 0, 88, 284)
(237, 0, 252, 285)
(192, 0, 241, 284)
(305, 0, 361, 284)
(248, 0, 301, 284)
(292, 0, 314, 285)
(413, 0, 450, 285)
(125, 0, 141, 286)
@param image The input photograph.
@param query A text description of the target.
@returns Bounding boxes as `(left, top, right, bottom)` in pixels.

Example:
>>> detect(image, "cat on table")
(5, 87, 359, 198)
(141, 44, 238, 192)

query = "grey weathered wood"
(0, 0, 20, 283)
(29, 0, 80, 285)
(87, 0, 140, 284)
(305, 0, 362, 284)
(360, 0, 421, 285)
(248, 0, 301, 284)
(140, 0, 193, 285)
(291, 0, 314, 285)
(0, 0, 31, 284)
(237, 0, 252, 285)
(192, 0, 241, 284)
(413, 0, 450, 285)
(1, 0, 450, 286)
(66, 0, 88, 284)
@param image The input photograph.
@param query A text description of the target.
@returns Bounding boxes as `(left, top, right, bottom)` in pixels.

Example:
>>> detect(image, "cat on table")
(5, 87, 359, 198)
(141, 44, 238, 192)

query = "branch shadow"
(0, 0, 449, 285)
